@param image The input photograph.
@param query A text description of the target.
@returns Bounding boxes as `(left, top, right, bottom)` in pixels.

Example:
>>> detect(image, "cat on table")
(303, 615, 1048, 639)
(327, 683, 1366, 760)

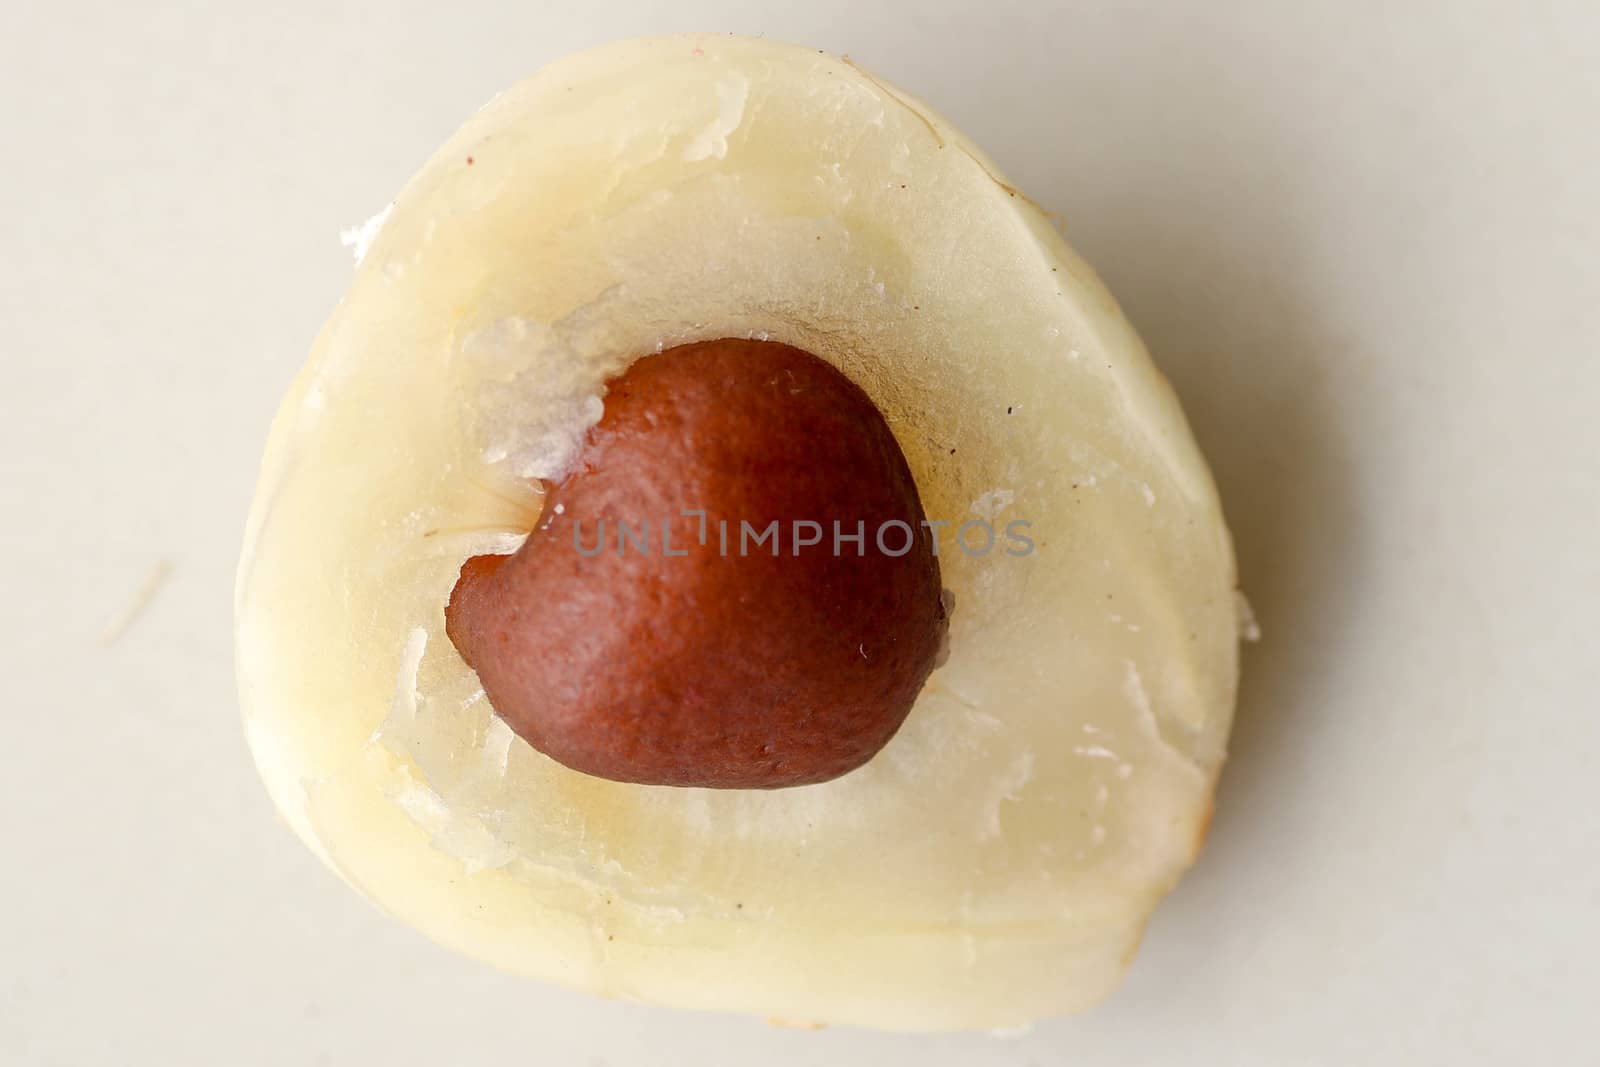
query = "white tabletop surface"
(4, 2, 1596, 1064)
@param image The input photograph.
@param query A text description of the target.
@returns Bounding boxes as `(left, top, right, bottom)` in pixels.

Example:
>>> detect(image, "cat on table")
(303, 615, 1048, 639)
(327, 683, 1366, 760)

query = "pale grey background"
(3, 2, 1596, 1064)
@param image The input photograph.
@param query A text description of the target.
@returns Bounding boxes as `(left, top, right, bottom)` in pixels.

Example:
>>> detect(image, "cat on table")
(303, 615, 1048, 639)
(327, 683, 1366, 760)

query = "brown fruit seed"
(445, 338, 946, 788)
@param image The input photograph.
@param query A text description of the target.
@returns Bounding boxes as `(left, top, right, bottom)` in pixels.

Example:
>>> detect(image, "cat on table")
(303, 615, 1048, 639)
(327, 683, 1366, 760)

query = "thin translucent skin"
(236, 34, 1240, 1031)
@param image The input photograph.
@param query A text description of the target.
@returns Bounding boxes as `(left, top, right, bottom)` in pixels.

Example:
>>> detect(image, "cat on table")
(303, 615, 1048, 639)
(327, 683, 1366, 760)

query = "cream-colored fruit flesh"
(237, 34, 1240, 1031)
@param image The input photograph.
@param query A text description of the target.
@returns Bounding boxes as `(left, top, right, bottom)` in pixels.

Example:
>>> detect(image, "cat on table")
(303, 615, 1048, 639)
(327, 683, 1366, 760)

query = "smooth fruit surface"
(237, 33, 1241, 1031)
